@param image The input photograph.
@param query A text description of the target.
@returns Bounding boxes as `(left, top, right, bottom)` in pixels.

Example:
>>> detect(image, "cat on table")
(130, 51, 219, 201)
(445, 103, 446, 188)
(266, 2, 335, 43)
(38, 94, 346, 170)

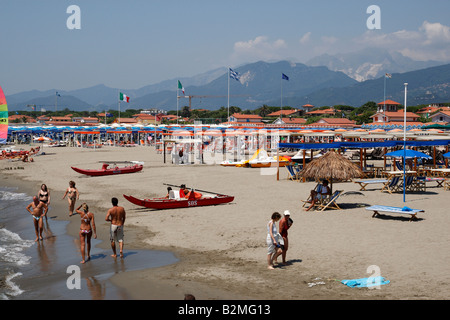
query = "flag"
(229, 68, 240, 81)
(385, 73, 392, 78)
(282, 73, 289, 81)
(177, 80, 185, 94)
(119, 92, 130, 102)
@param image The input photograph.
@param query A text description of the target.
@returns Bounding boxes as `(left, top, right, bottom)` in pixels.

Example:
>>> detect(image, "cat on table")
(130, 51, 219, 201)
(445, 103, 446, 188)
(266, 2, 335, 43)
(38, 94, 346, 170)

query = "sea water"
(0, 186, 179, 300)
(0, 187, 35, 299)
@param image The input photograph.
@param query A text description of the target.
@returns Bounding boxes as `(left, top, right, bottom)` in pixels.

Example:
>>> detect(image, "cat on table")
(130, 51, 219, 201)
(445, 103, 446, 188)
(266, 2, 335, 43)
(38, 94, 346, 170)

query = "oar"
(163, 183, 227, 196)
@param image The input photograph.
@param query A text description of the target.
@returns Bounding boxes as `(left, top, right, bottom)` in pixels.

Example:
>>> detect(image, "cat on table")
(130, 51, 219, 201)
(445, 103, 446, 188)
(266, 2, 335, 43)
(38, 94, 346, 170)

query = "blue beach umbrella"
(385, 149, 431, 159)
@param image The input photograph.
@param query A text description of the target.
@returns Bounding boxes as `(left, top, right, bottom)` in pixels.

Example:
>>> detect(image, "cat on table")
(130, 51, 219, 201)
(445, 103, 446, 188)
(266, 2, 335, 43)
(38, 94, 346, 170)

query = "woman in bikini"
(62, 180, 79, 216)
(38, 184, 50, 220)
(38, 184, 50, 205)
(75, 203, 96, 264)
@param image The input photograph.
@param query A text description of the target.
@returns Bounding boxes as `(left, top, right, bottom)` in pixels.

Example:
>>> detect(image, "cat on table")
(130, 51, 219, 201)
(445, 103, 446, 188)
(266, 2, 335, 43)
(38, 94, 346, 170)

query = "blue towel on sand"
(341, 276, 390, 288)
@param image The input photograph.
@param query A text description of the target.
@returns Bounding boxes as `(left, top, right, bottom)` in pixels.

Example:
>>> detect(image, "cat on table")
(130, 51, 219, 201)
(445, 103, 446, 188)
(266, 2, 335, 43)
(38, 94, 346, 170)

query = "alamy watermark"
(67, 5, 81, 30)
(367, 5, 381, 30)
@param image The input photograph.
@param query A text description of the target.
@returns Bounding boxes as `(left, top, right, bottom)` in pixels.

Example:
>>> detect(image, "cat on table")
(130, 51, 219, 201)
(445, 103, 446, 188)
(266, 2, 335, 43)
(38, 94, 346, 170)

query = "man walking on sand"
(105, 197, 126, 258)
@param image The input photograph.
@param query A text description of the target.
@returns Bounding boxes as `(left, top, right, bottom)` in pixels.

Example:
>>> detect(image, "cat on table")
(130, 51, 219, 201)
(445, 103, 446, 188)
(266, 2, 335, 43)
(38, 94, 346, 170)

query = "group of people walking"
(26, 181, 127, 264)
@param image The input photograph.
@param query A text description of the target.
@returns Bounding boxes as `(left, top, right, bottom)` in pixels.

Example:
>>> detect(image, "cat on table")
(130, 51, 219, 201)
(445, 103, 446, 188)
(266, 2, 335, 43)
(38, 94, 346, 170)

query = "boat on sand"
(123, 185, 234, 210)
(71, 161, 143, 176)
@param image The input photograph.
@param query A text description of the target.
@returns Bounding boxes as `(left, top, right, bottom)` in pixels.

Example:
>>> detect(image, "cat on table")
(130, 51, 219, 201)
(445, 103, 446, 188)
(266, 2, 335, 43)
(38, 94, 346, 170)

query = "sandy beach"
(1, 144, 450, 300)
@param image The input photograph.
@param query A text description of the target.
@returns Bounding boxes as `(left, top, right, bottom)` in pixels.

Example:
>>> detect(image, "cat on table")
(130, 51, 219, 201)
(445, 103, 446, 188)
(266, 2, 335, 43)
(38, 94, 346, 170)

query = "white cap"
(284, 210, 291, 216)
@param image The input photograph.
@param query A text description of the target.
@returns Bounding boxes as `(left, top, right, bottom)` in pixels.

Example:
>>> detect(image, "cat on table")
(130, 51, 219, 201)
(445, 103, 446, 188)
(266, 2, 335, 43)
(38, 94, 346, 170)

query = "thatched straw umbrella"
(298, 149, 365, 193)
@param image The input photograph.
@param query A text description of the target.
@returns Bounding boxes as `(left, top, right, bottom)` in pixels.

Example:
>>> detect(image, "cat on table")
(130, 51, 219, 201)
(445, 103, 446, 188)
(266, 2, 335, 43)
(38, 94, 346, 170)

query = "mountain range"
(6, 52, 450, 112)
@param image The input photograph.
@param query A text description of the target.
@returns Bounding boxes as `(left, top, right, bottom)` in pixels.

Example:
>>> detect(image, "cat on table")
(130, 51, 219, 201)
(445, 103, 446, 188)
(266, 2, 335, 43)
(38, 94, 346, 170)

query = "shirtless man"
(105, 197, 126, 258)
(26, 196, 48, 241)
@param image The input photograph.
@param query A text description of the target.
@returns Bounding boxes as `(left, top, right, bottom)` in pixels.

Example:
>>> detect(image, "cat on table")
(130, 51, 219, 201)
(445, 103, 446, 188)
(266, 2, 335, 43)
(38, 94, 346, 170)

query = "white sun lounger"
(353, 179, 388, 191)
(365, 205, 424, 221)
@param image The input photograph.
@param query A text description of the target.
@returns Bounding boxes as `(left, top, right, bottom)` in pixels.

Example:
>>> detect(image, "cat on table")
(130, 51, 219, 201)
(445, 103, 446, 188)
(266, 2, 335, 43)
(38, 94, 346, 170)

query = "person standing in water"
(75, 203, 96, 264)
(62, 180, 79, 216)
(26, 196, 48, 242)
(105, 197, 126, 259)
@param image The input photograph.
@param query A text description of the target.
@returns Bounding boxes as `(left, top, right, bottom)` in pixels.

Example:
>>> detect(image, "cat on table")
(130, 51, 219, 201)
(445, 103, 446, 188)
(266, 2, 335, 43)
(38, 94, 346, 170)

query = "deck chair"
(317, 190, 343, 211)
(394, 160, 404, 171)
(381, 176, 400, 194)
(365, 205, 424, 222)
(403, 175, 415, 192)
(286, 165, 299, 181)
(301, 183, 323, 208)
(444, 179, 450, 191)
(413, 176, 426, 192)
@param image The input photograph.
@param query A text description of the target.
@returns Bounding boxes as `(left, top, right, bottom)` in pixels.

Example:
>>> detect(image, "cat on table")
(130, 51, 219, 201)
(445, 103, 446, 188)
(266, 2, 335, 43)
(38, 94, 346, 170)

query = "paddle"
(163, 183, 227, 196)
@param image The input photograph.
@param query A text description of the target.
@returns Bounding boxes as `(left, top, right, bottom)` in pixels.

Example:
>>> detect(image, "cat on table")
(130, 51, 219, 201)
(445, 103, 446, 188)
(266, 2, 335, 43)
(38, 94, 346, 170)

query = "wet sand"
(1, 144, 450, 300)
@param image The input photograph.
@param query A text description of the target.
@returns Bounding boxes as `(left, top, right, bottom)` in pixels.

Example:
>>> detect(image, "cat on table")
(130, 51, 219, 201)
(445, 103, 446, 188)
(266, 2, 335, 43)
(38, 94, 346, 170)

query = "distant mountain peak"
(306, 48, 443, 82)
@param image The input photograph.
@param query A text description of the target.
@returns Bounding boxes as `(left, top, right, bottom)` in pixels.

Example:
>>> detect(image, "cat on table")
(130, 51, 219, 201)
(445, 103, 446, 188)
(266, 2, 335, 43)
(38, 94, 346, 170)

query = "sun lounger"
(301, 183, 322, 208)
(365, 205, 424, 221)
(286, 165, 299, 181)
(380, 176, 400, 194)
(317, 190, 343, 211)
(444, 179, 450, 191)
(353, 179, 388, 191)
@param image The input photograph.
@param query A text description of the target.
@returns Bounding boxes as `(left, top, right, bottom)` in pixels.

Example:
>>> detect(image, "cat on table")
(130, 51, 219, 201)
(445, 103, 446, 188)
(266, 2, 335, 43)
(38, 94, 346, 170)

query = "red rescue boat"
(71, 162, 143, 177)
(123, 185, 234, 209)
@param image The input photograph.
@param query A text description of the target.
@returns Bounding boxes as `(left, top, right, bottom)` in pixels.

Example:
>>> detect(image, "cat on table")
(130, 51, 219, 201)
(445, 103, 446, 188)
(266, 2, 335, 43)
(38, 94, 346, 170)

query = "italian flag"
(177, 80, 185, 95)
(119, 92, 130, 102)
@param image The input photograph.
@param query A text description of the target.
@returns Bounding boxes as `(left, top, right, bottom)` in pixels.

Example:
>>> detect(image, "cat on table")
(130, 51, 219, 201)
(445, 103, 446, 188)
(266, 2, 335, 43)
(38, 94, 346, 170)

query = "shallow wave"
(1, 272, 24, 300)
(0, 190, 32, 202)
(0, 228, 34, 266)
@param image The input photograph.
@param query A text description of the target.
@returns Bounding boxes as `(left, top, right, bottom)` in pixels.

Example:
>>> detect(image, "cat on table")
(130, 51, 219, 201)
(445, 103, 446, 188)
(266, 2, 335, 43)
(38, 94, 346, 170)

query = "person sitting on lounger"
(305, 179, 331, 211)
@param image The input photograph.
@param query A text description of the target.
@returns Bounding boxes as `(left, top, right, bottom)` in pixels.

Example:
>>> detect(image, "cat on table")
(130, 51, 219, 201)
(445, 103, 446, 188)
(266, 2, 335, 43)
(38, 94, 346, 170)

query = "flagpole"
(280, 74, 283, 122)
(228, 67, 230, 121)
(176, 83, 179, 125)
(383, 75, 386, 125)
(118, 89, 121, 124)
(403, 82, 408, 203)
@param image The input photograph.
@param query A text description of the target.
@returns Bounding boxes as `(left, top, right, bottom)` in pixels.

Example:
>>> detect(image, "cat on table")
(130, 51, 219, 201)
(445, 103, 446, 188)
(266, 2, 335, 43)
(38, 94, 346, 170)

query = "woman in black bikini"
(62, 181, 79, 216)
(38, 184, 50, 221)
(75, 203, 96, 264)
(38, 184, 50, 205)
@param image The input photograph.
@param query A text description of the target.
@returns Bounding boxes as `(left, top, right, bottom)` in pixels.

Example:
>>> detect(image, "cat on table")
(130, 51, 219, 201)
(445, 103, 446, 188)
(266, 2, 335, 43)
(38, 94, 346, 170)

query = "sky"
(1, 0, 450, 95)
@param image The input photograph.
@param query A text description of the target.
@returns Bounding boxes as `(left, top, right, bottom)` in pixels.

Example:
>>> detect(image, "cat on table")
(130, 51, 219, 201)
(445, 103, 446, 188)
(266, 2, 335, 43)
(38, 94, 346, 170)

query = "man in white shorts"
(106, 197, 126, 258)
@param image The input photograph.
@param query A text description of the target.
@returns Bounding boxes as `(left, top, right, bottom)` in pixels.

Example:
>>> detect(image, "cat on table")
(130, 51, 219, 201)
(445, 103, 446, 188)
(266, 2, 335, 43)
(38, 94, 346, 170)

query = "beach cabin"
(305, 108, 336, 117)
(228, 113, 262, 124)
(371, 111, 420, 123)
(431, 110, 450, 124)
(309, 118, 357, 128)
(267, 109, 301, 117)
(377, 99, 401, 113)
(272, 117, 307, 125)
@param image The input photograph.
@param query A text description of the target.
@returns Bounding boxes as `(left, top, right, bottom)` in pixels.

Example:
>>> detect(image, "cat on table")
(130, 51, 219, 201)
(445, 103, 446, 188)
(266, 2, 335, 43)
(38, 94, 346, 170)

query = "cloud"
(355, 21, 450, 61)
(231, 36, 287, 64)
(299, 32, 312, 44)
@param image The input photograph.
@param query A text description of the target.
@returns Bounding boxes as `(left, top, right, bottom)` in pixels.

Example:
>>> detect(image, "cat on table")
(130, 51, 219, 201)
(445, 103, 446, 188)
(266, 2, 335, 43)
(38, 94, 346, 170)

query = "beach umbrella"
(384, 149, 431, 159)
(297, 149, 364, 193)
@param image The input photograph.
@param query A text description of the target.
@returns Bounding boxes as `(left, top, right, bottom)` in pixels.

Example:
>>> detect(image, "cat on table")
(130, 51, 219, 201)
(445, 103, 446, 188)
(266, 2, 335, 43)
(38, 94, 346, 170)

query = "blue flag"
(229, 68, 240, 81)
(282, 73, 289, 81)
